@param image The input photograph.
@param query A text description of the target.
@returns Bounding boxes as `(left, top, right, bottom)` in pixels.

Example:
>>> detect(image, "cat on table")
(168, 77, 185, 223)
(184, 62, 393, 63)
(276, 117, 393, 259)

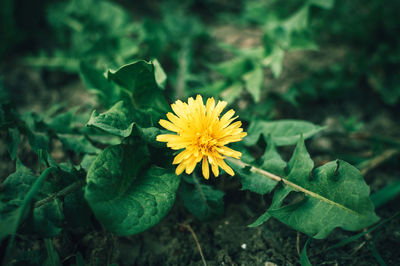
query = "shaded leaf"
(84, 144, 180, 235)
(79, 61, 128, 107)
(58, 134, 100, 155)
(267, 139, 379, 239)
(107, 60, 169, 112)
(32, 199, 63, 238)
(300, 238, 312, 266)
(87, 101, 135, 137)
(179, 176, 224, 221)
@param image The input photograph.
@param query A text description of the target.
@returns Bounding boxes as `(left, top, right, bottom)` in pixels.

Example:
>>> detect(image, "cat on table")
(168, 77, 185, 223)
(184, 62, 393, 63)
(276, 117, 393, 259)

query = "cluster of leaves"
(208, 0, 334, 104)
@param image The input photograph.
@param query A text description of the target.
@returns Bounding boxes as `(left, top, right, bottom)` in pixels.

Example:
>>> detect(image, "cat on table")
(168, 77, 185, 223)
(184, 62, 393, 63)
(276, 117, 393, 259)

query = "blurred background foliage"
(1, 0, 399, 108)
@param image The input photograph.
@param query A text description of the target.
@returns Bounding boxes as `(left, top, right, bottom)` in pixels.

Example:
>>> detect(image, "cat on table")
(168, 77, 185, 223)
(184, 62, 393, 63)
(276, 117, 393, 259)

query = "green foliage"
(244, 120, 325, 146)
(85, 144, 180, 235)
(235, 137, 379, 239)
(108, 60, 169, 113)
(179, 176, 225, 221)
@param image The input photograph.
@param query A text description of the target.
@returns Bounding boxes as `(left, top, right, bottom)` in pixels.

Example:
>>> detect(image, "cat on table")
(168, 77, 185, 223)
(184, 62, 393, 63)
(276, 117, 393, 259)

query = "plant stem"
(227, 158, 358, 215)
(34, 179, 86, 208)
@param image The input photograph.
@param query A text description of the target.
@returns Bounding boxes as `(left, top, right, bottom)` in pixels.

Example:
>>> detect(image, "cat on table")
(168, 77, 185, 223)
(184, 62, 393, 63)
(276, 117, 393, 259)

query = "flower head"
(156, 95, 247, 179)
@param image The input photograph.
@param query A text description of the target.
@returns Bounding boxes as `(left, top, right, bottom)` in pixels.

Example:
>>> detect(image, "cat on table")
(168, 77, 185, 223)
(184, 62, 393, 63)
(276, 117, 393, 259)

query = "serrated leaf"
(179, 177, 224, 221)
(266, 138, 379, 239)
(84, 144, 180, 235)
(6, 127, 19, 160)
(87, 101, 135, 137)
(244, 66, 263, 102)
(107, 60, 169, 113)
(244, 119, 324, 146)
(242, 137, 379, 237)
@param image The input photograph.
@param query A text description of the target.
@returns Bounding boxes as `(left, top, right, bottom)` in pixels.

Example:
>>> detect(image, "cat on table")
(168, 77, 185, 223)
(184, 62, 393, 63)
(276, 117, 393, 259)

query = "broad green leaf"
(244, 119, 324, 146)
(84, 144, 180, 235)
(267, 140, 379, 239)
(58, 134, 100, 155)
(179, 176, 224, 221)
(87, 101, 135, 137)
(244, 66, 263, 102)
(107, 60, 169, 113)
(6, 127, 19, 160)
(87, 100, 162, 145)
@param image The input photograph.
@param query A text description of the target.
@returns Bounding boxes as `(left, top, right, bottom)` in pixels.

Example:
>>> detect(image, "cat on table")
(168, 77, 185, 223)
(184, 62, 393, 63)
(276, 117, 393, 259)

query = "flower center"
(195, 132, 217, 155)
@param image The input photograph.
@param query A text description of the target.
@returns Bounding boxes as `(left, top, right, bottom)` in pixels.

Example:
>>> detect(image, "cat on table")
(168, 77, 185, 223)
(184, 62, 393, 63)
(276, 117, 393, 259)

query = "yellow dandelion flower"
(156, 95, 247, 179)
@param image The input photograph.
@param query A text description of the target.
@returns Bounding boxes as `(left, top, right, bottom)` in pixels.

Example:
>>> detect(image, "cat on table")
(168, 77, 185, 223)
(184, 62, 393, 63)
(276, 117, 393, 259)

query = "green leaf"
(0, 165, 56, 264)
(84, 144, 180, 235)
(179, 176, 225, 221)
(6, 127, 19, 160)
(213, 56, 252, 79)
(58, 134, 100, 155)
(87, 100, 162, 145)
(235, 136, 286, 195)
(267, 140, 379, 239)
(79, 62, 128, 108)
(244, 66, 263, 102)
(300, 238, 312, 266)
(244, 119, 324, 146)
(107, 60, 169, 112)
(152, 59, 167, 89)
(238, 137, 379, 238)
(87, 101, 135, 137)
(46, 107, 79, 133)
